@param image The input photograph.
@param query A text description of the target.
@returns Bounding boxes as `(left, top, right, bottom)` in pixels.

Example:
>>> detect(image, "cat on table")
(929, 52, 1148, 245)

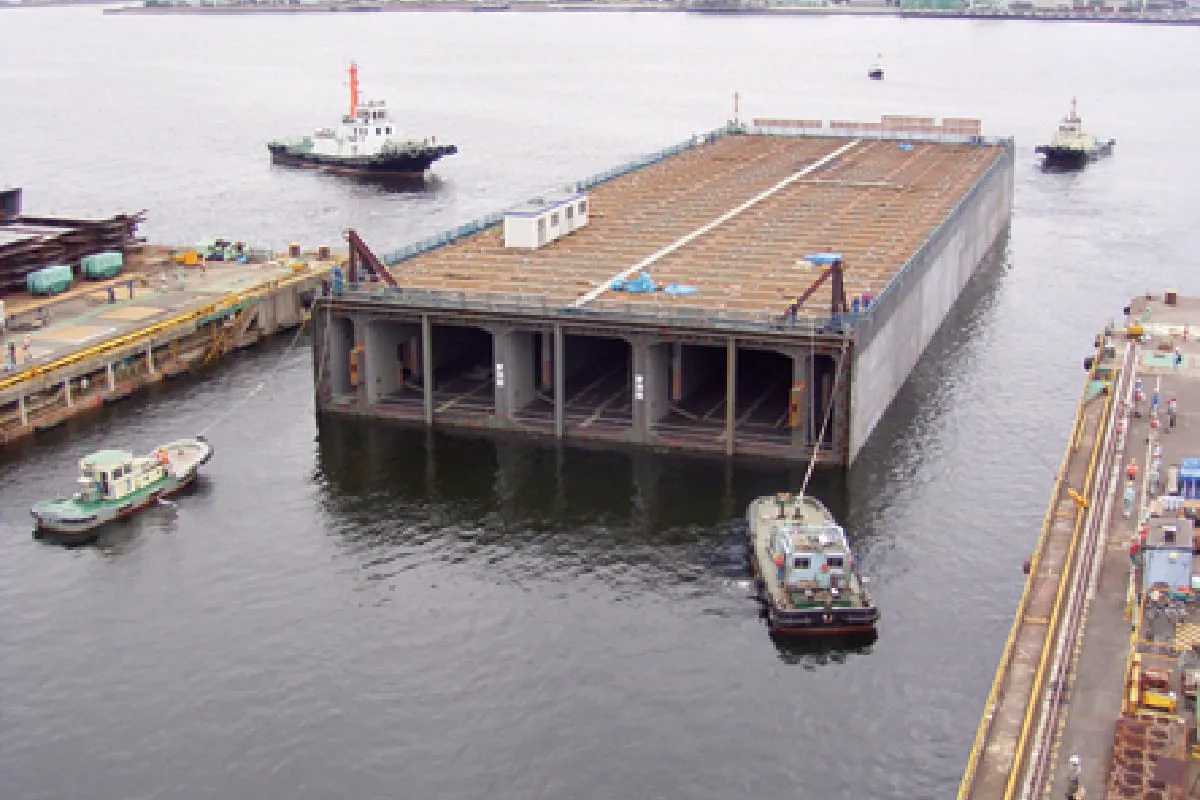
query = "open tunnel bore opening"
(561, 334, 631, 432)
(656, 343, 728, 441)
(431, 324, 494, 417)
(734, 348, 792, 446)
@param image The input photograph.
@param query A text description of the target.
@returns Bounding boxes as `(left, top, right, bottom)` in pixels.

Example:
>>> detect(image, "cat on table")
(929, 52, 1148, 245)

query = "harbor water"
(1, 9, 1199, 799)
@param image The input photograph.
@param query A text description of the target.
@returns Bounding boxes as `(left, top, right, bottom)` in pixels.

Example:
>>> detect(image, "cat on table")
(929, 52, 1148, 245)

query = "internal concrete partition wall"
(321, 313, 354, 398)
(849, 143, 1015, 461)
(362, 318, 419, 404)
(492, 326, 540, 420)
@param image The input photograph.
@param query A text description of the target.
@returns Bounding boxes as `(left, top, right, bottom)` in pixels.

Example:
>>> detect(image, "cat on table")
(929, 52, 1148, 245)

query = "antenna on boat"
(733, 90, 740, 125)
(349, 61, 360, 118)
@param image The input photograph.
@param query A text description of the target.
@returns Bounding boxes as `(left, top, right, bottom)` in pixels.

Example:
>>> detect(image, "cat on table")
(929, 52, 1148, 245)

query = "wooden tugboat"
(31, 436, 213, 544)
(748, 492, 878, 637)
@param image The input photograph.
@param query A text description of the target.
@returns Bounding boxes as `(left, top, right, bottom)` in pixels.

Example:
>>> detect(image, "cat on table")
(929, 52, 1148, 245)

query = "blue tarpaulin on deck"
(803, 253, 843, 265)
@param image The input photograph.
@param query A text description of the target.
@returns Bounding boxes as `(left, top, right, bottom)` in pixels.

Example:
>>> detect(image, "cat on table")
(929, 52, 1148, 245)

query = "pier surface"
(0, 250, 333, 441)
(960, 294, 1200, 800)
(315, 120, 1014, 465)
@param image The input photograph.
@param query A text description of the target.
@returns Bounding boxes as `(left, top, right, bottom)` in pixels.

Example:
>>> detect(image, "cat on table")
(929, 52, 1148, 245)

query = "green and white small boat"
(31, 436, 213, 543)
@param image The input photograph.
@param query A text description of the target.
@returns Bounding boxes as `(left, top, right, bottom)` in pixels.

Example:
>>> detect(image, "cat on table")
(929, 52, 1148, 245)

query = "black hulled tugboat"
(267, 63, 457, 178)
(1035, 98, 1115, 170)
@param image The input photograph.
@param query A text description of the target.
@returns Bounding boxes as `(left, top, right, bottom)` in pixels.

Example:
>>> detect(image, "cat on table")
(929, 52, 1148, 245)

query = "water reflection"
(771, 631, 879, 667)
(314, 416, 851, 595)
(269, 165, 446, 195)
(843, 231, 1012, 561)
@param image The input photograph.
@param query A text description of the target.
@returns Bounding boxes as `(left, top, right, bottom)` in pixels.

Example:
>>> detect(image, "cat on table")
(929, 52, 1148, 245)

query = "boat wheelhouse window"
(376, 128, 382, 136)
(385, 126, 392, 134)
(827, 556, 845, 569)
(794, 557, 810, 570)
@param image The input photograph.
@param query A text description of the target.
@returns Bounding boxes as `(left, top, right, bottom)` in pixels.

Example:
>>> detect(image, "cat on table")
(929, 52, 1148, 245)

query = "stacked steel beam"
(0, 211, 146, 295)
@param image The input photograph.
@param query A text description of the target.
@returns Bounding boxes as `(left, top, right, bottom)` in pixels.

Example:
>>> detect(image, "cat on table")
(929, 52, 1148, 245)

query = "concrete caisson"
(313, 119, 1015, 466)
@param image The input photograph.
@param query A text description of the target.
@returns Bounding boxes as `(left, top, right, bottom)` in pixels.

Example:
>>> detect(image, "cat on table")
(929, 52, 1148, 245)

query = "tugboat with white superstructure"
(267, 63, 457, 178)
(1035, 98, 1115, 170)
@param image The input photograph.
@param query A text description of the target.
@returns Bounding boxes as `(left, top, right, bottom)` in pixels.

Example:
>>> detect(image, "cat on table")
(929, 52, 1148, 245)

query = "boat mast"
(349, 61, 360, 118)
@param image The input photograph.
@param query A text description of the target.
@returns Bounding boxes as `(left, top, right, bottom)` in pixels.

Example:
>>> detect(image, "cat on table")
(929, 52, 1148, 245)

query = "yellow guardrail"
(0, 268, 326, 396)
(1001, 390, 1110, 800)
(956, 341, 1107, 800)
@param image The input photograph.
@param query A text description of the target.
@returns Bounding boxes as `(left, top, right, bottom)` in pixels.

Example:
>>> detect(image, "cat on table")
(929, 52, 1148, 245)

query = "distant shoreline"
(0, 0, 1182, 24)
(93, 2, 1200, 25)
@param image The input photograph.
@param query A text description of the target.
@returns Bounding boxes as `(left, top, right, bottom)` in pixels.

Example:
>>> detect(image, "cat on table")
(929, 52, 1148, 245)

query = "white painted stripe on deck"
(568, 138, 862, 310)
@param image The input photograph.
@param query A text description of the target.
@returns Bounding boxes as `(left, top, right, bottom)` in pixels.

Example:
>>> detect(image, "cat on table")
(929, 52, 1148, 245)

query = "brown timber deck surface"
(388, 134, 1002, 317)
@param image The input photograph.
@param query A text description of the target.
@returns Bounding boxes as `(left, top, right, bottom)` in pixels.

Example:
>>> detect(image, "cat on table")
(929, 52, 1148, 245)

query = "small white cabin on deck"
(77, 449, 166, 503)
(768, 522, 851, 590)
(311, 99, 411, 159)
(503, 190, 590, 249)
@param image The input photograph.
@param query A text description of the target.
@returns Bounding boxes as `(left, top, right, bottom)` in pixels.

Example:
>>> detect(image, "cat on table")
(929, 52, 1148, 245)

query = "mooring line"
(197, 321, 310, 436)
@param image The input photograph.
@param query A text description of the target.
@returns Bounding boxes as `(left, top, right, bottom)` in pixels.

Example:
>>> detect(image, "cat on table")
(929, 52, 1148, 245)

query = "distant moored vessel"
(267, 63, 457, 178)
(868, 54, 884, 81)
